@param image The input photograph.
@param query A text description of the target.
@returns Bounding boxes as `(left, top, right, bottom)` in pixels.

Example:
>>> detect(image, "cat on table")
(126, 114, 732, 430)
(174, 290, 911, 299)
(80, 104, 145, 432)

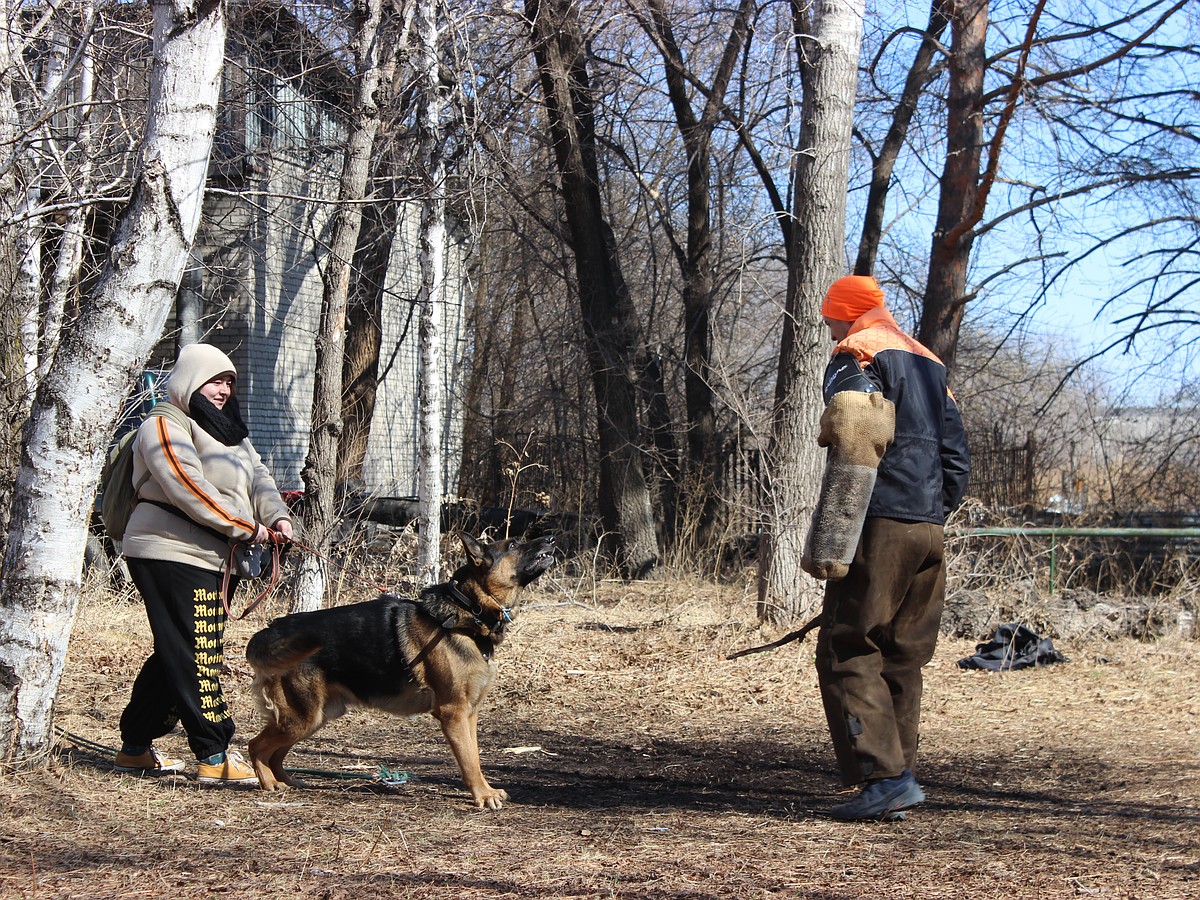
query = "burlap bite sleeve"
(801, 391, 896, 580)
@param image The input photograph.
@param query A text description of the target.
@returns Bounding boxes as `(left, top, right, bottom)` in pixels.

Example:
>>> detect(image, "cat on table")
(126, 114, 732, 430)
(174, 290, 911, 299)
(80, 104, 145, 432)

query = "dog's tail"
(245, 624, 322, 675)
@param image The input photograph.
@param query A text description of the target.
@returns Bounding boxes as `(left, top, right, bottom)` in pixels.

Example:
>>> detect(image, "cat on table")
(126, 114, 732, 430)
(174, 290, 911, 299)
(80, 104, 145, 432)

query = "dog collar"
(444, 580, 483, 617)
(442, 580, 512, 634)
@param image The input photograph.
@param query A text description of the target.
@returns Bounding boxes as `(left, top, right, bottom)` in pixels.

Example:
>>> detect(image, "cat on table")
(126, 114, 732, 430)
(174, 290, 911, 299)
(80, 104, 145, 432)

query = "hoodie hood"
(166, 343, 238, 409)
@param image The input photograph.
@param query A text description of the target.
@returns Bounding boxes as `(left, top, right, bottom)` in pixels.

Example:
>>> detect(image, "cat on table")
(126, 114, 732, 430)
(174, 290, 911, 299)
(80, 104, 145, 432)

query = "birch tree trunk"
(758, 0, 866, 624)
(12, 3, 53, 415)
(414, 0, 447, 585)
(294, 0, 393, 612)
(0, 0, 227, 764)
(16, 175, 40, 418)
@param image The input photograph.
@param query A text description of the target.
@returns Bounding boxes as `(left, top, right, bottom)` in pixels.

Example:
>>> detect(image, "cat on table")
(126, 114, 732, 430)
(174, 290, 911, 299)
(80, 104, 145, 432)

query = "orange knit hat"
(821, 275, 886, 322)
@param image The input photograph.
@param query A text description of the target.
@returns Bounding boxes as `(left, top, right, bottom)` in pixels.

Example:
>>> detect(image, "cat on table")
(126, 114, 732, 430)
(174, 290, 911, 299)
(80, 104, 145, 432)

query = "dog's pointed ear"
(459, 532, 491, 567)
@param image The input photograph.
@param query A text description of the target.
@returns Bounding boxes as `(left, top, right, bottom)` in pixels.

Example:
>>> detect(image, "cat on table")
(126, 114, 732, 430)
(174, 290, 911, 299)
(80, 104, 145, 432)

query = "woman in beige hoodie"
(115, 343, 293, 784)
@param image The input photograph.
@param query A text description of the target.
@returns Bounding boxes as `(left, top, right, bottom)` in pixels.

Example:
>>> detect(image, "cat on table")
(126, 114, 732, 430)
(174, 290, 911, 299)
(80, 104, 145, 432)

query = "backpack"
(99, 403, 190, 541)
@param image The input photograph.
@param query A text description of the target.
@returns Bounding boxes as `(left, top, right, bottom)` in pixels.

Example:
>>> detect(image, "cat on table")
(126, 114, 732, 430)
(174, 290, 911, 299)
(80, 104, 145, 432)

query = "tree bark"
(526, 0, 660, 578)
(916, 0, 987, 372)
(758, 0, 866, 624)
(176, 249, 205, 352)
(414, 0, 447, 585)
(339, 197, 394, 486)
(340, 2, 414, 488)
(0, 0, 31, 552)
(0, 0, 227, 764)
(854, 0, 950, 277)
(294, 0, 393, 612)
(42, 0, 97, 387)
(639, 0, 755, 553)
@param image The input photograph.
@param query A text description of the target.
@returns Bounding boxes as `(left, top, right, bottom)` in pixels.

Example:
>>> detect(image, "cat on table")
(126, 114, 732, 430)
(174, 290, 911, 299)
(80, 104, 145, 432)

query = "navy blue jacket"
(822, 307, 971, 524)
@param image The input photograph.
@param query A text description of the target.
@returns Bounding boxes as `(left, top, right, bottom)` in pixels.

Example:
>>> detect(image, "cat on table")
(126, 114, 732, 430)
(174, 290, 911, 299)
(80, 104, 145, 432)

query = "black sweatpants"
(120, 558, 236, 760)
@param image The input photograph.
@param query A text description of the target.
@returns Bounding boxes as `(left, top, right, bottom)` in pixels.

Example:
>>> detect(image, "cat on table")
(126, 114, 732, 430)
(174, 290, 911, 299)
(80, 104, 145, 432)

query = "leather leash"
(286, 538, 392, 595)
(220, 534, 395, 621)
(221, 533, 287, 620)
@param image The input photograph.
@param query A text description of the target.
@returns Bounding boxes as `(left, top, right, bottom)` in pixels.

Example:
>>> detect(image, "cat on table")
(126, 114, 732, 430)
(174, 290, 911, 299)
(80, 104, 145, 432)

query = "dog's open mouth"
(522, 537, 562, 580)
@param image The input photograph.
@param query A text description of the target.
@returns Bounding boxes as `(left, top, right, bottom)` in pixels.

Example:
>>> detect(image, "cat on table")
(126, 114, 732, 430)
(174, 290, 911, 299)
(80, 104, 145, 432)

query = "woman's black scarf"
(189, 391, 250, 446)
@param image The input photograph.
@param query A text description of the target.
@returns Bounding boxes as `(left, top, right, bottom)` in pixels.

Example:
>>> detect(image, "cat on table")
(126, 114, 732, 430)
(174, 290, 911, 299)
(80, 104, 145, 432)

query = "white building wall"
(361, 202, 469, 498)
(197, 72, 469, 498)
(241, 82, 341, 489)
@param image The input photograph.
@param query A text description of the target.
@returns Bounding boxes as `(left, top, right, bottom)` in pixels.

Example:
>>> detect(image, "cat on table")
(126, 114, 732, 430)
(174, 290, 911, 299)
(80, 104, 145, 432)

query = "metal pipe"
(953, 527, 1200, 538)
(949, 526, 1200, 593)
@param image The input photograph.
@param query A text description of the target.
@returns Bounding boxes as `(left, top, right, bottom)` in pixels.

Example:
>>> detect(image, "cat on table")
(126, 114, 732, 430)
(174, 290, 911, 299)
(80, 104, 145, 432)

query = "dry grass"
(2, 566, 1198, 898)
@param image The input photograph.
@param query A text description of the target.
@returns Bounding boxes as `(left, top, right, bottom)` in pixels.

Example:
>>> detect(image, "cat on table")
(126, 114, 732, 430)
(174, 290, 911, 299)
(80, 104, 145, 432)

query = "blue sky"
(856, 0, 1199, 404)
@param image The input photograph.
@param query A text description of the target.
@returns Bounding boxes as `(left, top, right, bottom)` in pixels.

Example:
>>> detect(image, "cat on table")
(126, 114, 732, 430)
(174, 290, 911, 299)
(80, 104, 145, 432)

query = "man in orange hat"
(802, 274, 970, 821)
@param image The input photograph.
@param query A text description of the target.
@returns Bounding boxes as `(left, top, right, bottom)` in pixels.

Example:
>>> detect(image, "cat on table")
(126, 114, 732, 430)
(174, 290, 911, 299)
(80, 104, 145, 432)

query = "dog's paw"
(473, 788, 509, 810)
(255, 771, 295, 792)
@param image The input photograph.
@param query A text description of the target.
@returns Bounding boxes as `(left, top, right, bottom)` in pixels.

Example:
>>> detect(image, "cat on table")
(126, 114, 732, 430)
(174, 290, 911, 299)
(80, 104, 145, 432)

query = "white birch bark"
(415, 0, 447, 585)
(17, 182, 41, 412)
(176, 248, 205, 351)
(18, 7, 77, 397)
(0, 0, 28, 549)
(0, 0, 227, 764)
(758, 0, 866, 624)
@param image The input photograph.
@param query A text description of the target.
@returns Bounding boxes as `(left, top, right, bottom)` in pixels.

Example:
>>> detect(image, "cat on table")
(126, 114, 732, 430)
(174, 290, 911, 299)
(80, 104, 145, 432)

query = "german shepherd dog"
(244, 533, 559, 809)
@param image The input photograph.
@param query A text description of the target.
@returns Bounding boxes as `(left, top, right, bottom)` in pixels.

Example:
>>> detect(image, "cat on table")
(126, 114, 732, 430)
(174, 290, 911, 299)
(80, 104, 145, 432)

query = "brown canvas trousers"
(815, 517, 946, 785)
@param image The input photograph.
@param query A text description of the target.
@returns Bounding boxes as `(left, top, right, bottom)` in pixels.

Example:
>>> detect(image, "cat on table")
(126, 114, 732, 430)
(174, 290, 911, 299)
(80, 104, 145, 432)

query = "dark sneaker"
(114, 747, 185, 775)
(828, 770, 925, 821)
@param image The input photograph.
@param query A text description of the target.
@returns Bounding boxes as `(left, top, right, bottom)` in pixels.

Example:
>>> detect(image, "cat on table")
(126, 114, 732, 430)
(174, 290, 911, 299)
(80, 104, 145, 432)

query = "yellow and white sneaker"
(197, 749, 259, 786)
(114, 747, 185, 775)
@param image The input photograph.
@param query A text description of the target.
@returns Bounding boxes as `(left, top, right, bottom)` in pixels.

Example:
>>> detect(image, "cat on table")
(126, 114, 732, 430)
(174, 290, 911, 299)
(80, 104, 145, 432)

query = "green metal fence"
(952, 526, 1200, 593)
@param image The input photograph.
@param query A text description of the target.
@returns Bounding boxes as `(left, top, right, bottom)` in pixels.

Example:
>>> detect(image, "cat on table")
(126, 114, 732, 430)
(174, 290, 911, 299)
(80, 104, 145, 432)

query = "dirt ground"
(2, 568, 1198, 899)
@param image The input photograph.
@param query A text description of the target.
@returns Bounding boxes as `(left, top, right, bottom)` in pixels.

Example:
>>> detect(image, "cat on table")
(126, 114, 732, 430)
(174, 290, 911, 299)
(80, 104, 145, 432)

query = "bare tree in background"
(0, 0, 39, 547)
(0, 0, 33, 543)
(758, 0, 867, 624)
(914, 0, 992, 371)
(294, 0, 397, 612)
(631, 0, 755, 554)
(0, 0, 226, 764)
(854, 0, 949, 278)
(340, 1, 418, 487)
(848, 0, 1198, 373)
(297, 0, 1196, 582)
(525, 0, 660, 578)
(0, 0, 141, 556)
(40, 0, 98, 385)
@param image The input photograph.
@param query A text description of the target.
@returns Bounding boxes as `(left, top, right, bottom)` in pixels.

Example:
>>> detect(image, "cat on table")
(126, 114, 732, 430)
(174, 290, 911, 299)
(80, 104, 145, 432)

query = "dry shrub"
(945, 501, 1200, 642)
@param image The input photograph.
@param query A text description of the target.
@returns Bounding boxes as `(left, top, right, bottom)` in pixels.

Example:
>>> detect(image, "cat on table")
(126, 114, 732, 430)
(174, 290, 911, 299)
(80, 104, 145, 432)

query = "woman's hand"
(250, 520, 292, 544)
